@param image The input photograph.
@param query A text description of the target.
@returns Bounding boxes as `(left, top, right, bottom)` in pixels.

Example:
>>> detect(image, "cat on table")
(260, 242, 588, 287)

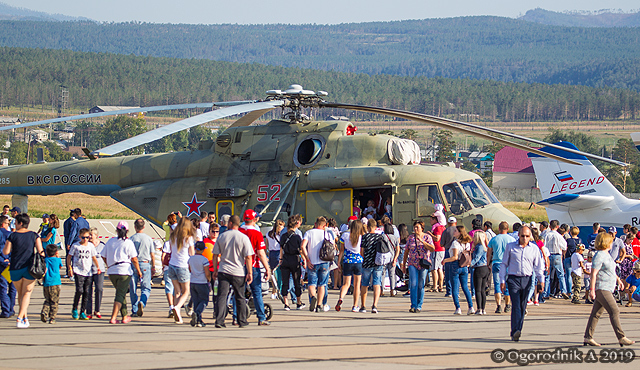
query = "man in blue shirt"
(500, 226, 545, 342)
(63, 209, 80, 277)
(487, 221, 515, 314)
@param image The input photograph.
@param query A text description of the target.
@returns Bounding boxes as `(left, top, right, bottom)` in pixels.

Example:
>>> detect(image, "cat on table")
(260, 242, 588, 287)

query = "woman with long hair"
(168, 217, 196, 323)
(3, 213, 43, 328)
(402, 220, 435, 313)
(335, 220, 365, 312)
(584, 232, 634, 347)
(279, 216, 306, 310)
(471, 230, 490, 314)
(443, 225, 475, 315)
(102, 221, 142, 324)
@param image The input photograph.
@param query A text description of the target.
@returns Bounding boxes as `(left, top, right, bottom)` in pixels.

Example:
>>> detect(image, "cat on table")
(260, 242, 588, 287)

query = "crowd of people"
(0, 202, 638, 346)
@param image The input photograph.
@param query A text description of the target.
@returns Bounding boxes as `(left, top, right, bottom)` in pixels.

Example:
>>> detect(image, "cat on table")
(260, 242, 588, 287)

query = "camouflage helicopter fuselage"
(0, 119, 519, 229)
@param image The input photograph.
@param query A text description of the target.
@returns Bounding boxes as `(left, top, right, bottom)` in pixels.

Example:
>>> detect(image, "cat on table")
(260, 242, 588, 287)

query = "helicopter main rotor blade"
(0, 101, 256, 132)
(93, 100, 283, 156)
(322, 102, 582, 166)
(323, 102, 627, 166)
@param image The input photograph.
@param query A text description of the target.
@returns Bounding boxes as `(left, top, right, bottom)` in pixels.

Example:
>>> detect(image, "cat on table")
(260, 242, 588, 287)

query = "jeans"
(549, 254, 567, 294)
(0, 275, 16, 317)
(451, 263, 473, 309)
(216, 272, 247, 326)
(130, 262, 152, 314)
(361, 266, 384, 287)
(408, 265, 428, 310)
(384, 261, 396, 290)
(190, 282, 210, 322)
(86, 272, 104, 314)
(250, 267, 266, 322)
(563, 257, 573, 294)
(491, 263, 509, 296)
(469, 267, 476, 297)
(73, 274, 92, 313)
(444, 261, 453, 295)
(507, 275, 532, 337)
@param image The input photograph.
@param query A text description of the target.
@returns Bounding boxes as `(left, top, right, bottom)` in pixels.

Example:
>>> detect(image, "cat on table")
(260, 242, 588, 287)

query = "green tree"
(433, 129, 455, 162)
(377, 129, 395, 136)
(461, 160, 478, 173)
(544, 128, 600, 156)
(399, 129, 418, 140)
(98, 116, 148, 155)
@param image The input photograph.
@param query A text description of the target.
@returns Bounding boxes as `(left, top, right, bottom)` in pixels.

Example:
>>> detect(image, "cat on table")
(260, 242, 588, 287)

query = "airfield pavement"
(1, 279, 640, 370)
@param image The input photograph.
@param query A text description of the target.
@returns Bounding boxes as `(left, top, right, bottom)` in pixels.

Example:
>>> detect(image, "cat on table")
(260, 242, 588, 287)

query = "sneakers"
(467, 307, 476, 315)
(335, 299, 343, 312)
(504, 304, 512, 313)
(190, 312, 197, 327)
(527, 300, 533, 306)
(297, 302, 306, 310)
(533, 301, 539, 306)
(403, 292, 411, 297)
(454, 308, 462, 315)
(40, 312, 47, 323)
(186, 305, 194, 317)
(495, 305, 502, 314)
(371, 306, 378, 314)
(359, 307, 367, 313)
(137, 302, 144, 317)
(284, 305, 291, 311)
(352, 306, 360, 312)
(16, 318, 28, 328)
(323, 304, 330, 312)
(167, 309, 174, 318)
(71, 309, 79, 320)
(474, 310, 483, 315)
(309, 296, 317, 312)
(271, 293, 277, 300)
(196, 321, 206, 327)
(572, 299, 582, 304)
(258, 321, 270, 326)
(49, 319, 56, 324)
(79, 312, 89, 320)
(512, 330, 521, 342)
(409, 307, 416, 313)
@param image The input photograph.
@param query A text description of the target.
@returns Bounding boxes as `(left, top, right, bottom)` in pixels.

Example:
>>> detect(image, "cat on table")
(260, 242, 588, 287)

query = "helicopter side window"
(442, 182, 471, 215)
(460, 179, 491, 208)
(294, 135, 326, 168)
(474, 179, 500, 204)
(416, 185, 443, 217)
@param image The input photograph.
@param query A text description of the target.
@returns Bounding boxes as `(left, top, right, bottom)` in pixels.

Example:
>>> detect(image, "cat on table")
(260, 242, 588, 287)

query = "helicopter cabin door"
(305, 189, 353, 225)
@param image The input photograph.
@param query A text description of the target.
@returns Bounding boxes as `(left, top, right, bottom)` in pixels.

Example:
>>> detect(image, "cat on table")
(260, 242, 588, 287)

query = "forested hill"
(519, 8, 640, 28)
(1, 17, 639, 91)
(2, 47, 639, 122)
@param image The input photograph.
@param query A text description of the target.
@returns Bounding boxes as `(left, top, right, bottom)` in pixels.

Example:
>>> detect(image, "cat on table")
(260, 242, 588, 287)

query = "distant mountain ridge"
(519, 8, 640, 27)
(0, 1, 92, 22)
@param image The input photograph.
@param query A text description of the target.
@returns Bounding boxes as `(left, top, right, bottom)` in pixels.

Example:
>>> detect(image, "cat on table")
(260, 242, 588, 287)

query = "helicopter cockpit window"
(442, 182, 471, 215)
(474, 179, 500, 204)
(460, 179, 491, 208)
(294, 135, 326, 168)
(417, 185, 443, 217)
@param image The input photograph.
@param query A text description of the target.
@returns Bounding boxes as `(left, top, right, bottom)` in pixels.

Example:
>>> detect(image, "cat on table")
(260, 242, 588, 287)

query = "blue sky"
(3, 0, 638, 24)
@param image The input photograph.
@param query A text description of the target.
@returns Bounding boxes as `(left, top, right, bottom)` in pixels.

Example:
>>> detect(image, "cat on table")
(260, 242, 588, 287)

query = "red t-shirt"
(432, 224, 446, 252)
(240, 226, 266, 268)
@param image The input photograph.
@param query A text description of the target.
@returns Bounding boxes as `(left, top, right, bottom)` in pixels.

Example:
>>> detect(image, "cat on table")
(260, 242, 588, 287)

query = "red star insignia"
(182, 193, 206, 217)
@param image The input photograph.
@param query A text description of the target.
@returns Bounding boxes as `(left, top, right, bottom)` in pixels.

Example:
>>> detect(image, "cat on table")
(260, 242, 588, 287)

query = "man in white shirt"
(199, 211, 210, 238)
(544, 220, 569, 298)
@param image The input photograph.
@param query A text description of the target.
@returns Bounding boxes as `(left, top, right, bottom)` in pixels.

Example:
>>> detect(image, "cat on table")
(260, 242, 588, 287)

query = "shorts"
(164, 269, 174, 294)
(431, 251, 445, 271)
(361, 266, 384, 287)
(167, 265, 190, 283)
(491, 263, 509, 296)
(307, 262, 330, 287)
(342, 262, 363, 277)
(10, 267, 35, 281)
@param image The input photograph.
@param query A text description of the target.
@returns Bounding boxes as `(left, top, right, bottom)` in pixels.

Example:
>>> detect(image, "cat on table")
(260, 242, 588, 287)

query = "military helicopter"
(0, 85, 625, 230)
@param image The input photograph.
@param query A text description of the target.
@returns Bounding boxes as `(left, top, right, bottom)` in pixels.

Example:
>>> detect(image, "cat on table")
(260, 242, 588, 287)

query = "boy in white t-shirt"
(67, 228, 101, 320)
(570, 244, 587, 304)
(188, 241, 211, 327)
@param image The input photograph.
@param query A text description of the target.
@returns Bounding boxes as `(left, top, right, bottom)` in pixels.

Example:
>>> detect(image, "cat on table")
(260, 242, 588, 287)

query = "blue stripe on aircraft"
(539, 193, 579, 205)
(0, 184, 121, 196)
(527, 141, 589, 161)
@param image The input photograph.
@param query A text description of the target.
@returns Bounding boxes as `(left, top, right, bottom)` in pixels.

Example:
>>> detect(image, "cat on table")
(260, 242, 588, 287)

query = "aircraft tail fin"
(528, 141, 624, 210)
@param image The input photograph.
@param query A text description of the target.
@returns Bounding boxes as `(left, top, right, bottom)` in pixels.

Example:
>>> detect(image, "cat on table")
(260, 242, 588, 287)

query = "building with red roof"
(492, 146, 537, 189)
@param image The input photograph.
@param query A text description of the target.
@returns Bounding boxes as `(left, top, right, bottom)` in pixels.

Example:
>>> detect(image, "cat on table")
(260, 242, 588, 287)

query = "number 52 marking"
(256, 184, 281, 202)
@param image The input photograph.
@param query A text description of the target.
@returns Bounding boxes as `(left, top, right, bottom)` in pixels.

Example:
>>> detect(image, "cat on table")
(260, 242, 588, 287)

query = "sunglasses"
(81, 236, 91, 239)
(212, 230, 220, 234)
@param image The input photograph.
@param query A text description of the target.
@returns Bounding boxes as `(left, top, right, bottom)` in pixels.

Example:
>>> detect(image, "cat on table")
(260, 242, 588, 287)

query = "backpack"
(281, 233, 299, 255)
(319, 231, 336, 262)
(375, 235, 392, 254)
(375, 234, 394, 266)
(458, 242, 472, 268)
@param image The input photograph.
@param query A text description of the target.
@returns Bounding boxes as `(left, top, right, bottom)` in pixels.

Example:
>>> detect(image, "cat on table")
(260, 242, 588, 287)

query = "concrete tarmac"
(1, 282, 639, 369)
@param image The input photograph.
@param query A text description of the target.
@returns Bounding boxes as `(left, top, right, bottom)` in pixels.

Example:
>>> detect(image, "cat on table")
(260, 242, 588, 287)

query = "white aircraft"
(528, 141, 638, 236)
(631, 132, 640, 151)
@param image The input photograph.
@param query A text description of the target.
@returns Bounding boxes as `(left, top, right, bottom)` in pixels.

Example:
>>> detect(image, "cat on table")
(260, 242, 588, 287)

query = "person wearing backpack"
(443, 225, 475, 315)
(301, 216, 333, 312)
(279, 216, 306, 311)
(360, 219, 384, 313)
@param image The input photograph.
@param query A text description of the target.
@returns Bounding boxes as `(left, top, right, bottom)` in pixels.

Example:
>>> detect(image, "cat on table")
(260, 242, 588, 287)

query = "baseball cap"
(195, 241, 206, 251)
(609, 226, 617, 234)
(529, 221, 537, 229)
(42, 213, 50, 219)
(10, 206, 20, 213)
(348, 215, 358, 221)
(243, 209, 258, 221)
(116, 221, 129, 230)
(448, 216, 457, 224)
(633, 261, 640, 271)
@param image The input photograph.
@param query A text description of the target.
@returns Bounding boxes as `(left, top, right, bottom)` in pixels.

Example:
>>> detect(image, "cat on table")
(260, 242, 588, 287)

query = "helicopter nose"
(485, 205, 522, 227)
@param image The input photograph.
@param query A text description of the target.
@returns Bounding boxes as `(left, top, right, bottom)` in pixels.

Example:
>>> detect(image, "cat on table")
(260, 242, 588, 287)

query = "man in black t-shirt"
(360, 219, 383, 313)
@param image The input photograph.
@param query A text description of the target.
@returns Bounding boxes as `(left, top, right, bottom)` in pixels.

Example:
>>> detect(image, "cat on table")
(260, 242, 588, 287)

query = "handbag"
(414, 233, 432, 270)
(319, 231, 336, 262)
(29, 246, 47, 279)
(458, 242, 472, 268)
